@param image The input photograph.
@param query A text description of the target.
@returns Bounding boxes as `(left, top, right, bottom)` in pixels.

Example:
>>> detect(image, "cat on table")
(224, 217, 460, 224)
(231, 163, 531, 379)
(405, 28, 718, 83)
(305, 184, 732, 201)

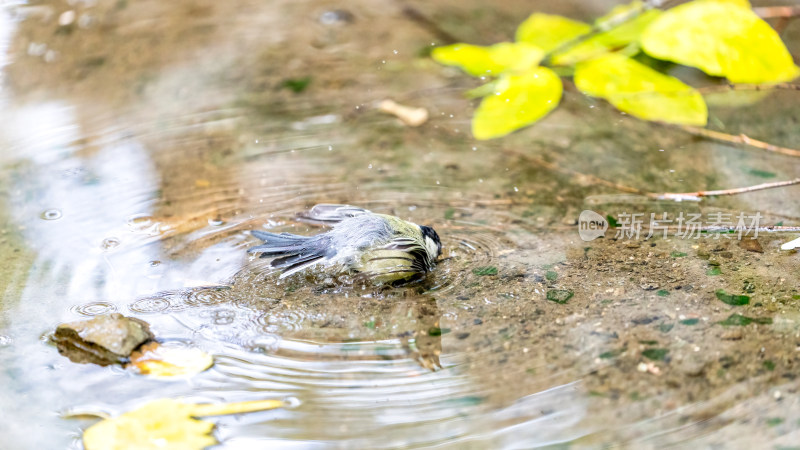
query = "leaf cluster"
(432, 0, 799, 139)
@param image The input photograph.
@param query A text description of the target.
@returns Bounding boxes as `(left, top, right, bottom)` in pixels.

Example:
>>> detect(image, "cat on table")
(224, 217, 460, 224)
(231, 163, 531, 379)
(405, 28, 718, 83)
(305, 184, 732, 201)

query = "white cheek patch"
(424, 236, 439, 259)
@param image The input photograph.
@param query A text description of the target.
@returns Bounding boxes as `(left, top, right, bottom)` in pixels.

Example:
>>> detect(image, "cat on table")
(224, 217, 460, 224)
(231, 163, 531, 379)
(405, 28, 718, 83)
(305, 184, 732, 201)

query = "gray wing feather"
(248, 230, 332, 276)
(297, 204, 371, 225)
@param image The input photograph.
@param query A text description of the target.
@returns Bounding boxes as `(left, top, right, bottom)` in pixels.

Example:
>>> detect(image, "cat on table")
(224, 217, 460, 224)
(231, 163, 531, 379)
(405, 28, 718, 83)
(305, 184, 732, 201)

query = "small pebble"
(721, 329, 743, 340)
(58, 10, 75, 26)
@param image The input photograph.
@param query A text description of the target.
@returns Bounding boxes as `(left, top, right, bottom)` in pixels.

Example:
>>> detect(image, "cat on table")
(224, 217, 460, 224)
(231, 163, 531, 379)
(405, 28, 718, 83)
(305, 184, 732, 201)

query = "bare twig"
(394, 0, 459, 44)
(696, 83, 800, 94)
(753, 6, 800, 19)
(678, 125, 800, 158)
(651, 178, 800, 202)
(505, 148, 800, 203)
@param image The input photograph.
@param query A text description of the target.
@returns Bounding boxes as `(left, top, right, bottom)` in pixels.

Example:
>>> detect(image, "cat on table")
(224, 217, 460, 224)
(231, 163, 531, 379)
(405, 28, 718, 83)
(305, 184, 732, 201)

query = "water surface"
(1, 0, 800, 448)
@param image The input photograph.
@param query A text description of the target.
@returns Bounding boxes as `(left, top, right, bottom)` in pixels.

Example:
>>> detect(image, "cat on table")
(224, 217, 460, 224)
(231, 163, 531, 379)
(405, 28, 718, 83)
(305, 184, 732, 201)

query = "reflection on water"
(1, 0, 800, 448)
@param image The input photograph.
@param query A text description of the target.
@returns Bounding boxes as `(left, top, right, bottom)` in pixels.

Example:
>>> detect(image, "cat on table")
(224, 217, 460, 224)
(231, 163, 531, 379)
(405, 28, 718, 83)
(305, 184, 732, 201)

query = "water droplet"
(41, 209, 62, 220)
(129, 296, 171, 313)
(328, 145, 333, 151)
(127, 213, 153, 230)
(319, 9, 354, 25)
(213, 309, 236, 326)
(393, 50, 399, 55)
(101, 237, 120, 250)
(71, 302, 117, 316)
(368, 164, 373, 169)
(514, 186, 519, 192)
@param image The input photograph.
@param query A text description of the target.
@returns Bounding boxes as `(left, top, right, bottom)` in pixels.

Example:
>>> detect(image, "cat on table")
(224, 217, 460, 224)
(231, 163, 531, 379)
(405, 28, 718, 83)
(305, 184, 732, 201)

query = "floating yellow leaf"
(549, 1, 661, 66)
(515, 5, 661, 67)
(515, 14, 590, 52)
(83, 398, 286, 450)
(551, 10, 661, 66)
(574, 53, 707, 125)
(431, 42, 544, 77)
(472, 67, 562, 140)
(641, 1, 799, 83)
(127, 342, 213, 379)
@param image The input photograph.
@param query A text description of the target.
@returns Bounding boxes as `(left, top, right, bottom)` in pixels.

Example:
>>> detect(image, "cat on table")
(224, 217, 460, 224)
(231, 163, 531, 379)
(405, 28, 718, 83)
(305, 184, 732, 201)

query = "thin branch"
(505, 148, 800, 203)
(394, 0, 459, 44)
(678, 125, 800, 158)
(753, 6, 800, 19)
(696, 83, 800, 94)
(650, 178, 800, 202)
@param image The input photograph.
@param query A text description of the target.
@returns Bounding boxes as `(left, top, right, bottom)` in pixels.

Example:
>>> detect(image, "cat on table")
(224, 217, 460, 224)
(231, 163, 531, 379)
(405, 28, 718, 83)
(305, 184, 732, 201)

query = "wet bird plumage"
(248, 205, 441, 283)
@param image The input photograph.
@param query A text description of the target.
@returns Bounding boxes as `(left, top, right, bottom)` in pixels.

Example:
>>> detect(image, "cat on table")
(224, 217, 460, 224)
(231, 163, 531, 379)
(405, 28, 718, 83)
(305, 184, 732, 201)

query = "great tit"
(248, 204, 442, 284)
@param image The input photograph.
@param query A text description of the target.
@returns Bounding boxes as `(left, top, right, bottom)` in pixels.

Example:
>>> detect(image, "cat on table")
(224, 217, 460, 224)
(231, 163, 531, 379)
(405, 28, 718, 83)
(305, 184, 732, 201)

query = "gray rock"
(52, 313, 154, 366)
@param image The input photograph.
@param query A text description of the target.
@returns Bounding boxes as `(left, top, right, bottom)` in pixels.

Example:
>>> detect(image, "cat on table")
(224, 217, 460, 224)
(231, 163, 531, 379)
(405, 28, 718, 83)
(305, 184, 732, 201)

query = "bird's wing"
(248, 230, 332, 278)
(297, 204, 371, 226)
(353, 236, 430, 284)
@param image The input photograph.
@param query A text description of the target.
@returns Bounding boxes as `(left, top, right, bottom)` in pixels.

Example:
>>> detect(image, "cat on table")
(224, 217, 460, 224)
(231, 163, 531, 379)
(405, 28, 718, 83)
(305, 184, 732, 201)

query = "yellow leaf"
(126, 342, 214, 379)
(83, 398, 286, 450)
(704, 89, 770, 108)
(83, 400, 215, 450)
(641, 1, 799, 83)
(472, 67, 562, 140)
(552, 7, 661, 66)
(431, 42, 544, 77)
(515, 14, 591, 52)
(574, 53, 707, 125)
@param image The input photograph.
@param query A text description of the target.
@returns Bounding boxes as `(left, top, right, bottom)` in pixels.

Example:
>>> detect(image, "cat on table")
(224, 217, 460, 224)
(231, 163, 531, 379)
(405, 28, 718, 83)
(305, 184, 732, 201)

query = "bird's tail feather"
(248, 230, 328, 277)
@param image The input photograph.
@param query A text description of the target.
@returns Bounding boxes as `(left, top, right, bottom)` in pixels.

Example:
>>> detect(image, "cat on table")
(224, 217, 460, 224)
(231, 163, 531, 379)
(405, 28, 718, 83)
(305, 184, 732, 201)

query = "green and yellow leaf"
(641, 1, 799, 83)
(552, 1, 660, 65)
(431, 42, 544, 77)
(551, 9, 661, 66)
(515, 14, 591, 52)
(574, 53, 707, 125)
(126, 342, 214, 379)
(472, 67, 562, 139)
(83, 398, 286, 450)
